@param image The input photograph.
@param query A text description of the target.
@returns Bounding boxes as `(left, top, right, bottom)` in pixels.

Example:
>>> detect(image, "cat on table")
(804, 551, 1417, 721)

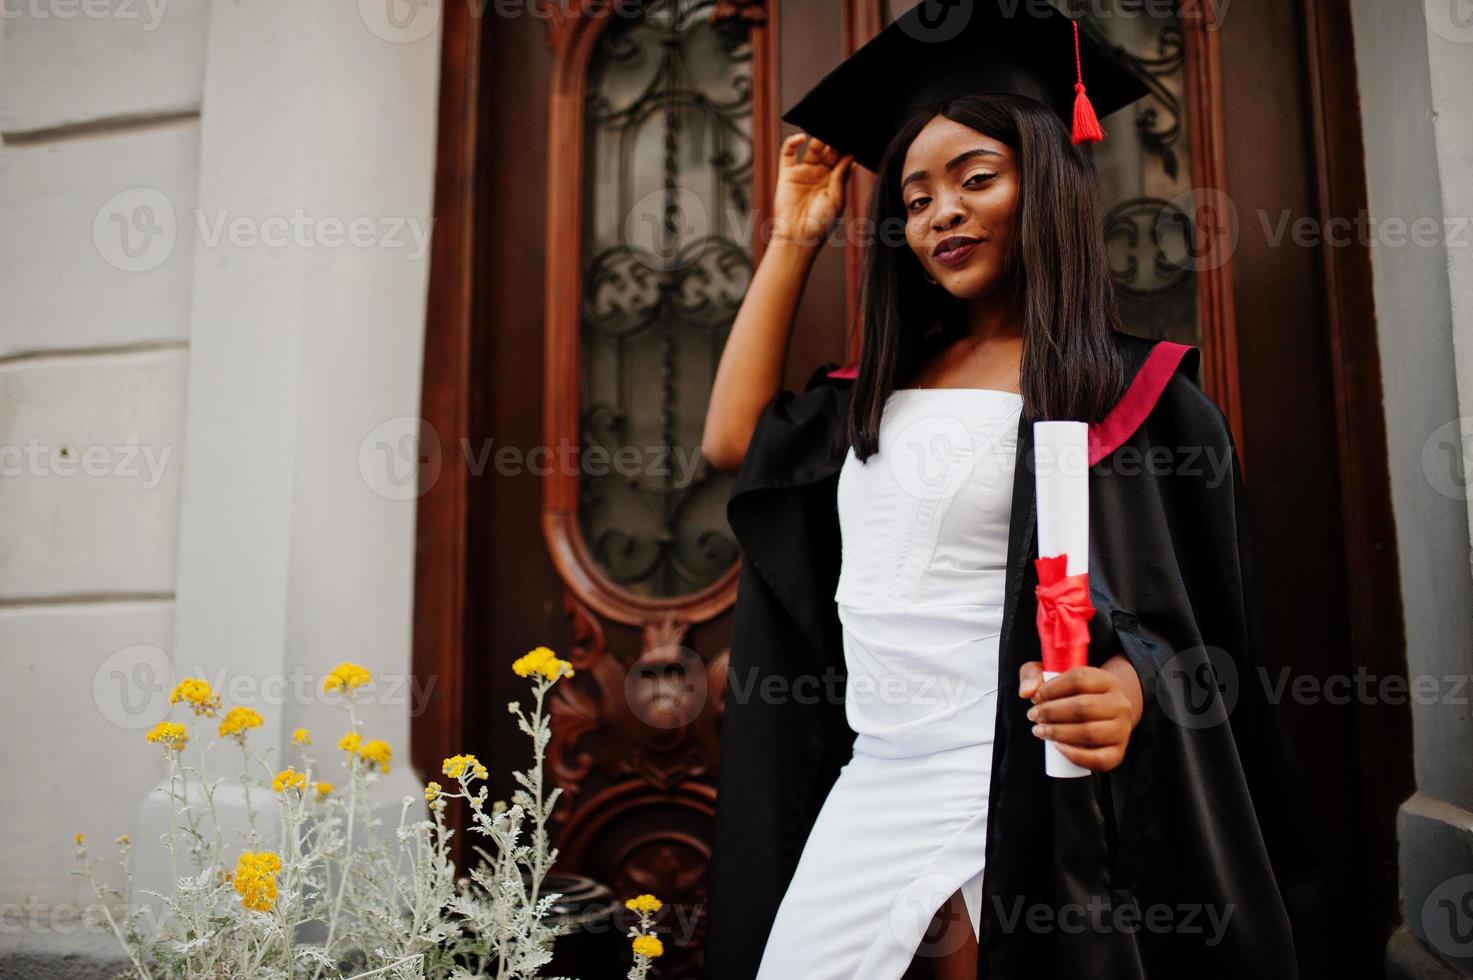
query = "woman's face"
(900, 115, 1019, 301)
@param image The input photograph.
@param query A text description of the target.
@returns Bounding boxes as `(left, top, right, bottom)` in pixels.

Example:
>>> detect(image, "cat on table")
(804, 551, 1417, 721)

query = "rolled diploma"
(1033, 420, 1091, 779)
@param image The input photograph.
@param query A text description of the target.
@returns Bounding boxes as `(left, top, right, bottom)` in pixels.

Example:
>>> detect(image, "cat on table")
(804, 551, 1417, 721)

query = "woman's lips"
(934, 240, 981, 266)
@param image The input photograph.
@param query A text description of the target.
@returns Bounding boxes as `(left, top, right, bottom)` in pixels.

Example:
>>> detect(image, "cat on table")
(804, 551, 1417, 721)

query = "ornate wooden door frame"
(411, 1, 1408, 968)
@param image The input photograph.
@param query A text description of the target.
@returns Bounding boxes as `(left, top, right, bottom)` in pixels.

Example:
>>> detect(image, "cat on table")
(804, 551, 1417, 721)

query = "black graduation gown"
(704, 329, 1329, 979)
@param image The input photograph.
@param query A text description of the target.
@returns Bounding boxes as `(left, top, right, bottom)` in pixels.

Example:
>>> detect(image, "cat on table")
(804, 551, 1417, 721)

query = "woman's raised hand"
(771, 132, 855, 250)
(701, 135, 846, 472)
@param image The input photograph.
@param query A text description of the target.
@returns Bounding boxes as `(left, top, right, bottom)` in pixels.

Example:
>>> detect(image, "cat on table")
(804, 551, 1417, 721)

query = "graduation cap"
(781, 1, 1150, 173)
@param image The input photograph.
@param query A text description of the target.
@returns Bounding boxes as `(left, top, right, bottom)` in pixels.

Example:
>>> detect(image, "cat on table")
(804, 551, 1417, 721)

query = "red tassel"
(1072, 83, 1105, 144)
(1069, 20, 1106, 145)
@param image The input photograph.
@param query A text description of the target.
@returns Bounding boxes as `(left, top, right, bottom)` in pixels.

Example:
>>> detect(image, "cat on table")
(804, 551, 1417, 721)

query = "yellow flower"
(233, 851, 282, 913)
(292, 728, 312, 746)
(272, 766, 307, 794)
(424, 782, 441, 803)
(632, 935, 664, 958)
(441, 753, 489, 782)
(314, 782, 333, 799)
(511, 645, 575, 682)
(322, 662, 372, 695)
(338, 731, 363, 754)
(359, 739, 392, 774)
(169, 677, 221, 717)
(116, 834, 130, 846)
(625, 893, 663, 914)
(218, 706, 263, 741)
(74, 833, 84, 846)
(145, 721, 189, 752)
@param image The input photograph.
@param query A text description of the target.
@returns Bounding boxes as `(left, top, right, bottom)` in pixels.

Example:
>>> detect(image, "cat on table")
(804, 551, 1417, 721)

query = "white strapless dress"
(754, 386, 1023, 979)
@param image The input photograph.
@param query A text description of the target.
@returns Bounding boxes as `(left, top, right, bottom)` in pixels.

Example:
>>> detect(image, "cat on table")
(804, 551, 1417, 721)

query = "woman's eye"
(907, 174, 998, 210)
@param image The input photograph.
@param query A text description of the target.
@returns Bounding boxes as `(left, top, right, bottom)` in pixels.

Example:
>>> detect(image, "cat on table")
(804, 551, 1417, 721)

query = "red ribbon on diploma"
(1034, 553, 1095, 673)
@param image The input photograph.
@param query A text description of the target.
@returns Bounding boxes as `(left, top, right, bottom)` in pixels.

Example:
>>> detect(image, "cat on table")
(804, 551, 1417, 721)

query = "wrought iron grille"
(1085, 5, 1203, 354)
(578, 0, 753, 599)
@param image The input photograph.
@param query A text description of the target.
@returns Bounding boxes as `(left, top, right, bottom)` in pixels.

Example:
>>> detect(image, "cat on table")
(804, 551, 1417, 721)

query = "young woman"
(701, 93, 1322, 980)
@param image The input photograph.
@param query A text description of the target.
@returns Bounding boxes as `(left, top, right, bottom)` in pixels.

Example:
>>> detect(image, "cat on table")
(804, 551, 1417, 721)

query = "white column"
(1351, 0, 1473, 973)
(134, 0, 444, 909)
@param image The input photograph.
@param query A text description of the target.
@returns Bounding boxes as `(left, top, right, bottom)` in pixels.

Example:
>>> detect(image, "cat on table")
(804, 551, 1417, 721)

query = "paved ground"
(0, 926, 130, 980)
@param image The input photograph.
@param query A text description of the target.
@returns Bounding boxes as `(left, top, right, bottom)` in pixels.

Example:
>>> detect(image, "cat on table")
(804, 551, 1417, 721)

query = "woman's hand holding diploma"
(1018, 657, 1144, 772)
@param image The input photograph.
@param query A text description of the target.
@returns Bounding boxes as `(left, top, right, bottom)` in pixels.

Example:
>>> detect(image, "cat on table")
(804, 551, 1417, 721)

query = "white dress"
(754, 386, 1023, 979)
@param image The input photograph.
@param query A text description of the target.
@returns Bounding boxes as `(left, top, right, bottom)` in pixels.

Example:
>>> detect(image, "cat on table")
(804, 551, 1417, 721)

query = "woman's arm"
(701, 133, 853, 473)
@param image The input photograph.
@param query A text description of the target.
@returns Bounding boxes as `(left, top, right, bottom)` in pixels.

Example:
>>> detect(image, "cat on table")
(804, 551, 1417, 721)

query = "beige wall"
(0, 0, 443, 934)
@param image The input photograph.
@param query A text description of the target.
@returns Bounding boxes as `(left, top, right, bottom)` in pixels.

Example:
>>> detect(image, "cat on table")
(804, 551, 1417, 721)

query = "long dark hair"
(846, 93, 1128, 461)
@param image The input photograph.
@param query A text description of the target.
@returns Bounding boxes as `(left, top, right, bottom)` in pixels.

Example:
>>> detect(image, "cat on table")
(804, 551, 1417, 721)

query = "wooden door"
(414, 1, 1408, 976)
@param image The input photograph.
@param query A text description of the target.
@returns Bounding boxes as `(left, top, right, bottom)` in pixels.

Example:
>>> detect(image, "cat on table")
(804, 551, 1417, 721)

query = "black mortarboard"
(781, 1, 1150, 172)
